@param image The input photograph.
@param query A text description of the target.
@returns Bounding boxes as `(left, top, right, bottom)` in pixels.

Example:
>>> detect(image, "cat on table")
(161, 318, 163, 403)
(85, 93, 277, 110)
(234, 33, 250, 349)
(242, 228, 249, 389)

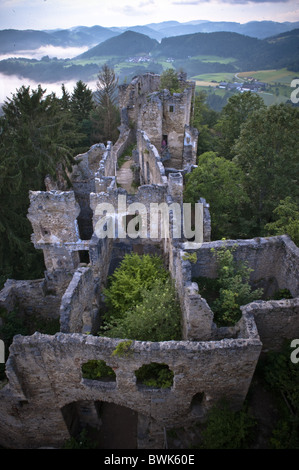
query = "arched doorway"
(61, 400, 138, 449)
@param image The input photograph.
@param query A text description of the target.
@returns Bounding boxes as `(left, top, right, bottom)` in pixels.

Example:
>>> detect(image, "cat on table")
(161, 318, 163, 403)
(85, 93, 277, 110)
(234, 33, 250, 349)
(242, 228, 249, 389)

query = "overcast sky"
(0, 0, 298, 30)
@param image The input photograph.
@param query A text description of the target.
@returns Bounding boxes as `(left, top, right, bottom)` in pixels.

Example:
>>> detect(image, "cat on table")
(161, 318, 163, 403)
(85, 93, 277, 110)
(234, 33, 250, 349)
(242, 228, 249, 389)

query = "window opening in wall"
(81, 360, 116, 382)
(123, 214, 142, 235)
(146, 161, 150, 184)
(79, 250, 90, 265)
(135, 362, 174, 389)
(190, 392, 205, 418)
(169, 105, 174, 113)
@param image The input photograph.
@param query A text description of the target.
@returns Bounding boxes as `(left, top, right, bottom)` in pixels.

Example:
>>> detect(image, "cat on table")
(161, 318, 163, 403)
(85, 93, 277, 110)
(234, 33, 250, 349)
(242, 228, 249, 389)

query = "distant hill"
(77, 30, 158, 58)
(152, 20, 299, 40)
(153, 29, 299, 70)
(0, 29, 58, 53)
(47, 25, 119, 47)
(154, 31, 261, 59)
(1, 20, 299, 56)
(108, 25, 163, 41)
(0, 25, 119, 54)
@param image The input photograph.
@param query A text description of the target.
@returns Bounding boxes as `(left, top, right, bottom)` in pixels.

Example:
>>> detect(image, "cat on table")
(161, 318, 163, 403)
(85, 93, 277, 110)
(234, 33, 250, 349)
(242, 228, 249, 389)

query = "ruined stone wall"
(138, 93, 163, 152)
(118, 73, 161, 129)
(0, 279, 61, 320)
(187, 236, 299, 298)
(70, 144, 107, 240)
(0, 330, 261, 449)
(161, 88, 193, 169)
(60, 267, 96, 334)
(137, 130, 167, 185)
(178, 235, 299, 346)
(242, 298, 299, 352)
(183, 125, 199, 168)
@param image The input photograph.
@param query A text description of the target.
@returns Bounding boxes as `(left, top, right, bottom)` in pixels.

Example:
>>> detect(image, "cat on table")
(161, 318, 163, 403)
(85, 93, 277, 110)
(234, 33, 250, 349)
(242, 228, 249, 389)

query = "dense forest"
(0, 65, 298, 449)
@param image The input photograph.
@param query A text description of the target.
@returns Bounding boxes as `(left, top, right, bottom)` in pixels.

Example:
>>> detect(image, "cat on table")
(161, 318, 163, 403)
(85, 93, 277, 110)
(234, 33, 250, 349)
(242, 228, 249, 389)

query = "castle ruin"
(0, 72, 298, 449)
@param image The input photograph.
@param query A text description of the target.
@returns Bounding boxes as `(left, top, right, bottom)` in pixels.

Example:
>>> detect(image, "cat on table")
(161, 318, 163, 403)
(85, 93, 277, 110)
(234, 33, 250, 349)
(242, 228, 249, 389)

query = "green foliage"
(63, 429, 98, 449)
(200, 400, 256, 449)
(216, 91, 266, 159)
(261, 341, 299, 448)
(103, 253, 169, 320)
(135, 363, 174, 389)
(81, 360, 116, 381)
(233, 104, 299, 236)
(182, 252, 197, 264)
(192, 91, 220, 155)
(100, 253, 181, 342)
(112, 340, 133, 357)
(184, 152, 249, 240)
(70, 80, 94, 153)
(265, 197, 299, 247)
(211, 244, 264, 326)
(101, 278, 181, 342)
(159, 69, 182, 94)
(91, 64, 120, 144)
(0, 84, 82, 283)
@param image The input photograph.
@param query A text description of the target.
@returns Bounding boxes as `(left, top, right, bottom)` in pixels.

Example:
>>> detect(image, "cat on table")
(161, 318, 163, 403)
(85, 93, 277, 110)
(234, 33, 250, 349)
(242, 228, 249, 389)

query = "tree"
(192, 91, 219, 155)
(184, 152, 249, 240)
(233, 104, 299, 235)
(91, 64, 120, 144)
(101, 279, 181, 342)
(0, 85, 81, 284)
(71, 80, 94, 152)
(211, 244, 263, 326)
(265, 197, 299, 246)
(216, 91, 266, 159)
(100, 253, 181, 342)
(102, 253, 169, 319)
(159, 68, 182, 94)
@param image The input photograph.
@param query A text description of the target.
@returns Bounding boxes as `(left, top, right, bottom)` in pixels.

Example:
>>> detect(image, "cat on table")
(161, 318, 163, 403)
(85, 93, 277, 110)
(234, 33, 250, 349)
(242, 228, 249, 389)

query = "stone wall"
(0, 330, 262, 448)
(60, 267, 97, 334)
(137, 130, 167, 185)
(242, 297, 299, 352)
(178, 235, 299, 345)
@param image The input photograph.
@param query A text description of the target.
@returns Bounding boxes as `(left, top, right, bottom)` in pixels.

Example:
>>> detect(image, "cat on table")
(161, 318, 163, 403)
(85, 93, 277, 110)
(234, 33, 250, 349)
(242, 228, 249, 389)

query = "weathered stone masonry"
(0, 73, 298, 449)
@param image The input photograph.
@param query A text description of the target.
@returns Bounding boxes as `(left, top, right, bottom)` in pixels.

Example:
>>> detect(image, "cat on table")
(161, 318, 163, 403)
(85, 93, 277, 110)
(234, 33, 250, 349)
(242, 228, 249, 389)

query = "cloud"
(172, 0, 292, 3)
(139, 0, 155, 6)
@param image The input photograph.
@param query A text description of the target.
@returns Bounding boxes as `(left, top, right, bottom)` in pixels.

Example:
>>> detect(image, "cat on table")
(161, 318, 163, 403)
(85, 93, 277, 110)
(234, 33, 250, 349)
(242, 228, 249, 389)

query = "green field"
(191, 55, 236, 64)
(236, 68, 298, 85)
(192, 72, 237, 83)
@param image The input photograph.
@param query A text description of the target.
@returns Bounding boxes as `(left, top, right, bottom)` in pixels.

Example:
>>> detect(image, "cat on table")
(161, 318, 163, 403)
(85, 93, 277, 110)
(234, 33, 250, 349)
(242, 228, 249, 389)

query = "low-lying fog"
(0, 45, 97, 104)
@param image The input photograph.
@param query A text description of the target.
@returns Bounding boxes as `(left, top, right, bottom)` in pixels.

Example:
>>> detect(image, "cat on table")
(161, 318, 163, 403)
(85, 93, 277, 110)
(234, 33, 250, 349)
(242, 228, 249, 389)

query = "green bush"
(135, 363, 174, 389)
(101, 278, 181, 342)
(200, 400, 256, 449)
(211, 244, 263, 326)
(103, 253, 169, 320)
(81, 360, 116, 381)
(260, 341, 299, 448)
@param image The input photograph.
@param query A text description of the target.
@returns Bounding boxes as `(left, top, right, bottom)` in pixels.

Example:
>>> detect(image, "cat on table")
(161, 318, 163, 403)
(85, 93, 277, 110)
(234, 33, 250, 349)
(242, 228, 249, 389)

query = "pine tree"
(0, 85, 82, 285)
(71, 80, 94, 152)
(91, 64, 120, 144)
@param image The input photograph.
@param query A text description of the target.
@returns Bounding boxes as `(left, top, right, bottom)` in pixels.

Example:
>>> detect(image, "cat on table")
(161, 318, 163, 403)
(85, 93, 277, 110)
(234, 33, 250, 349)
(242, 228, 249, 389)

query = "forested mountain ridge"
(0, 27, 298, 86)
(0, 26, 118, 53)
(78, 31, 159, 59)
(1, 19, 299, 55)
